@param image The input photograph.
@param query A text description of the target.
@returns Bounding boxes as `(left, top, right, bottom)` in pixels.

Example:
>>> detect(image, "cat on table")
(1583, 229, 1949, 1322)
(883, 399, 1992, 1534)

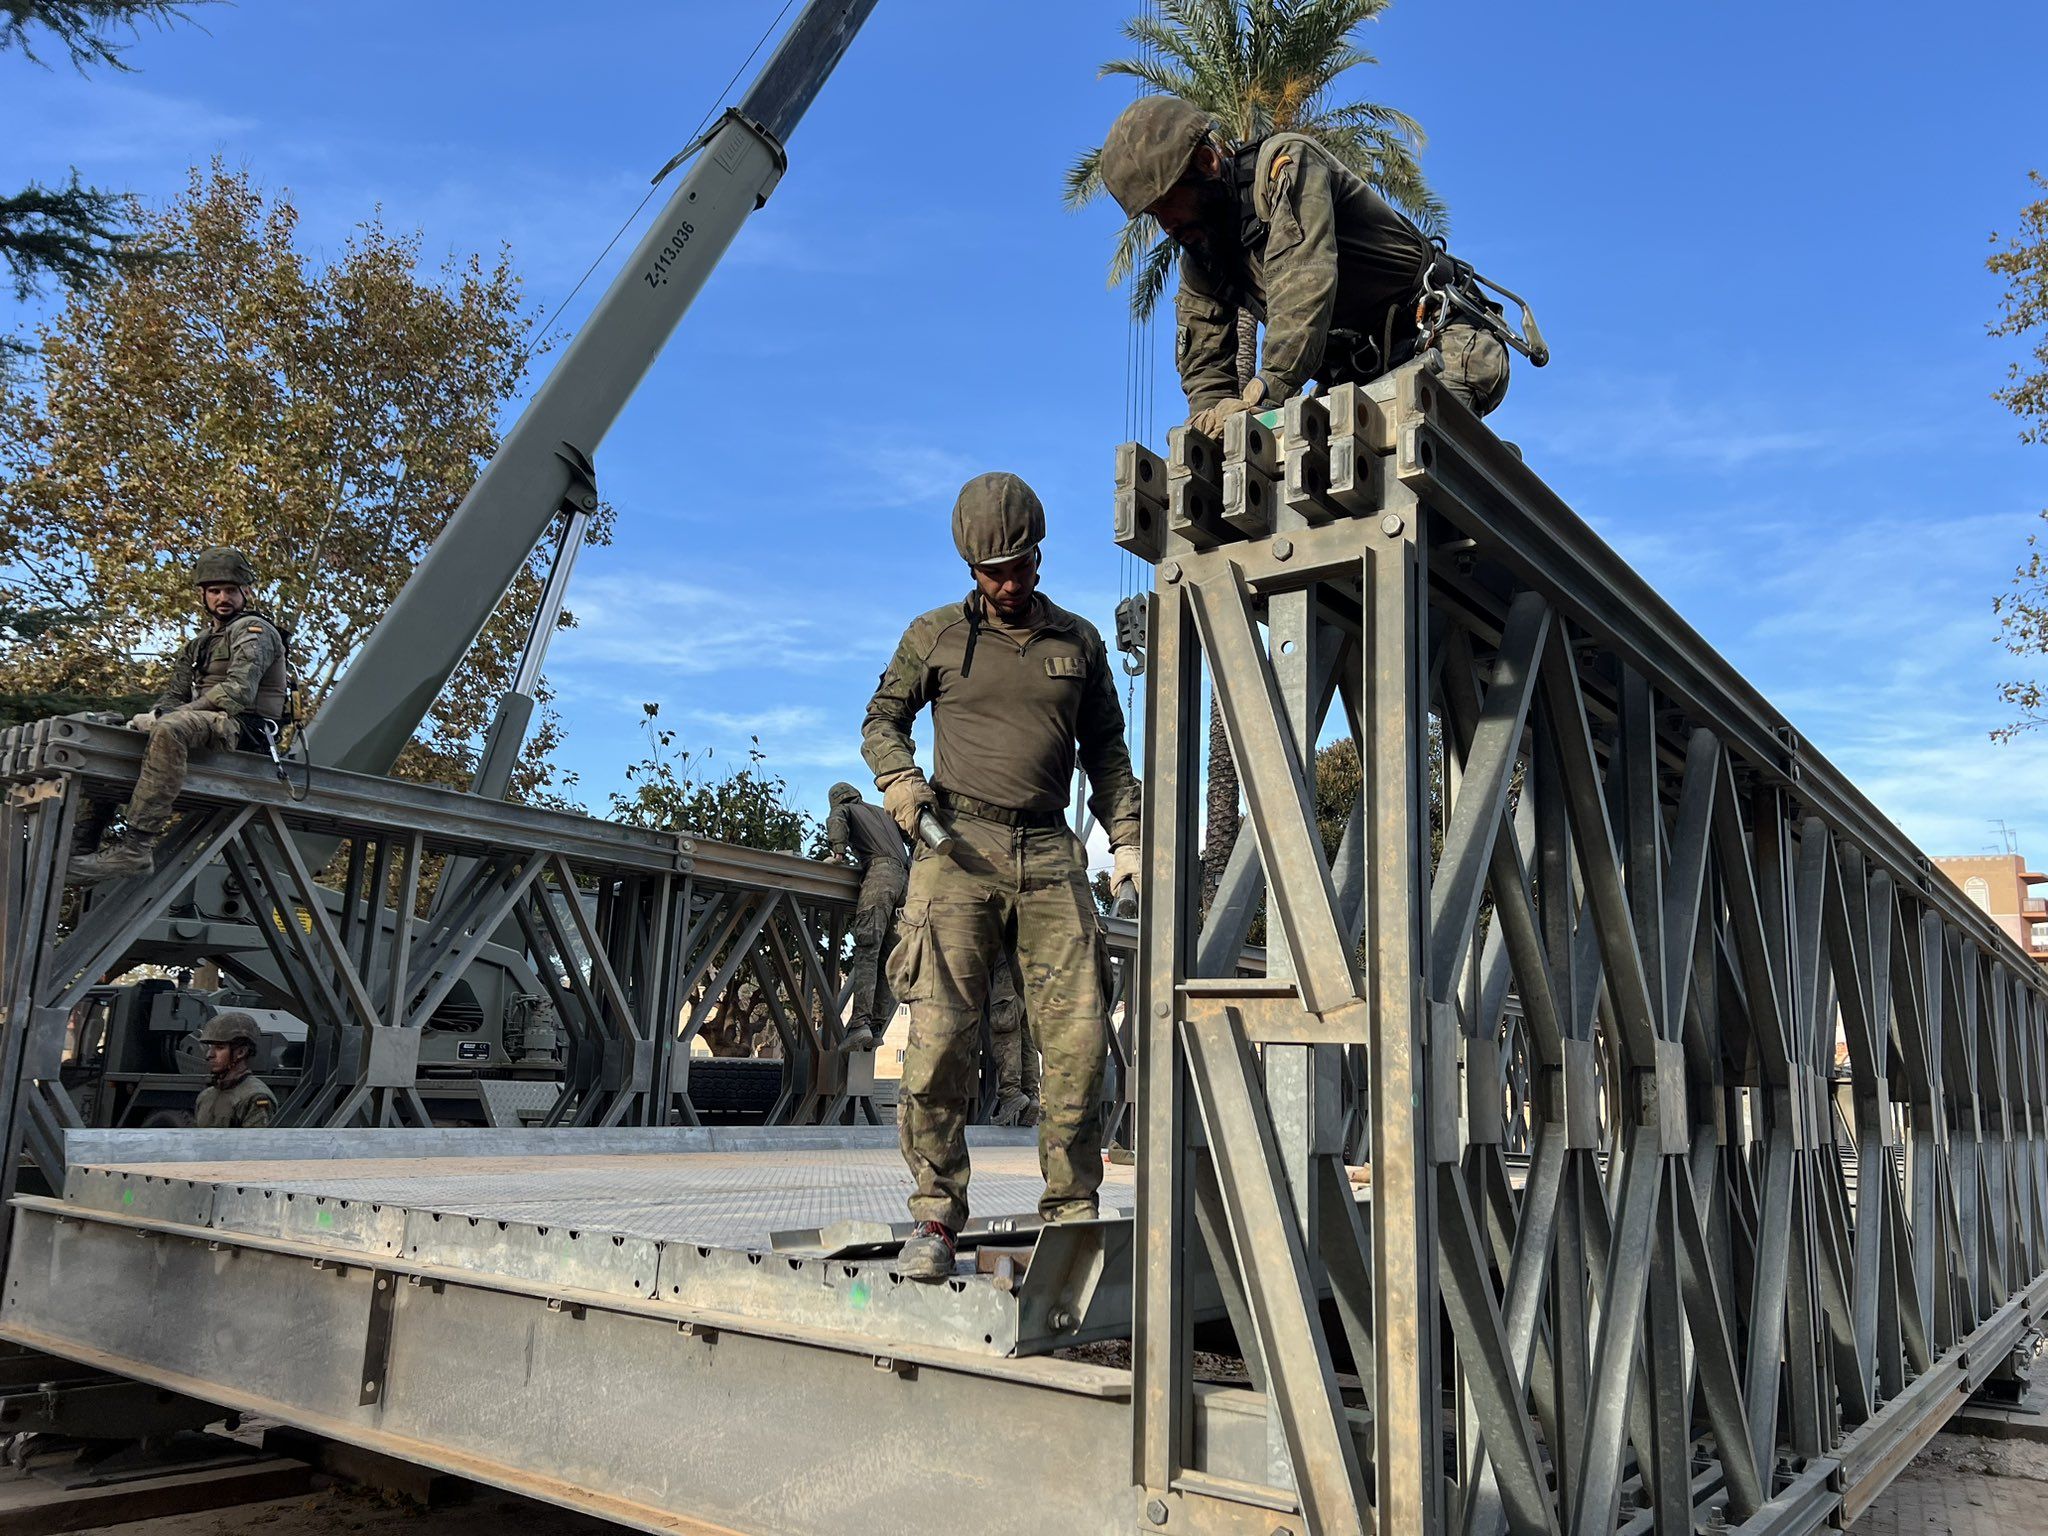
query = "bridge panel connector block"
(1220, 412, 1278, 539)
(362, 1026, 424, 1089)
(1550, 1037, 1602, 1150)
(1281, 394, 1341, 525)
(1113, 442, 1167, 563)
(1643, 1038, 1689, 1154)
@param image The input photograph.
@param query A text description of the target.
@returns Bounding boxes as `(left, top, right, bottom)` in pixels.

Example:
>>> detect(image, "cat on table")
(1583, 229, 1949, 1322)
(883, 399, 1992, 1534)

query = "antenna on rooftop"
(1989, 818, 2020, 855)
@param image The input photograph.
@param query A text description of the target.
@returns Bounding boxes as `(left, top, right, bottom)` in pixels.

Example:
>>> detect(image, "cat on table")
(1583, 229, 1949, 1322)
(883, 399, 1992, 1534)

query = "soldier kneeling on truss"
(1097, 96, 1543, 437)
(193, 1011, 277, 1129)
(70, 547, 291, 885)
(862, 472, 1142, 1282)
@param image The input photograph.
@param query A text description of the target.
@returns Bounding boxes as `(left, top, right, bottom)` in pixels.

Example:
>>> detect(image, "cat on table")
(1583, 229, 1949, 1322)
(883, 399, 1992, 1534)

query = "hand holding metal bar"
(916, 809, 957, 859)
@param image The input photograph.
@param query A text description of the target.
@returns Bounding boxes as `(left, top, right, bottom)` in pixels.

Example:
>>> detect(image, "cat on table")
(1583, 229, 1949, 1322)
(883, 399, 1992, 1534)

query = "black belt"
(935, 789, 1066, 831)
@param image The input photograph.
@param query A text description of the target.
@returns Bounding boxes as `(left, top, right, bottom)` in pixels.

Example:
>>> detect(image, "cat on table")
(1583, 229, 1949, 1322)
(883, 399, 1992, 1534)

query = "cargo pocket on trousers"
(885, 899, 932, 1003)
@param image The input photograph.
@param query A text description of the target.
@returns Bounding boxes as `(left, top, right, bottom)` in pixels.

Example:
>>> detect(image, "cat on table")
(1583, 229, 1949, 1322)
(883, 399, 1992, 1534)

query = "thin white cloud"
(3, 75, 255, 164)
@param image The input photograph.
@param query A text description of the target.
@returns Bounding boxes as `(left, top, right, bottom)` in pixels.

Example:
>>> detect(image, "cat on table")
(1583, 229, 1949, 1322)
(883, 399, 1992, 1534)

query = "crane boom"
(308, 0, 881, 778)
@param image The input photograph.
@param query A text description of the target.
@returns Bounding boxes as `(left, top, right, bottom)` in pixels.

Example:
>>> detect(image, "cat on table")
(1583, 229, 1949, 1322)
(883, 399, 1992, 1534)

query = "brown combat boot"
(68, 829, 159, 885)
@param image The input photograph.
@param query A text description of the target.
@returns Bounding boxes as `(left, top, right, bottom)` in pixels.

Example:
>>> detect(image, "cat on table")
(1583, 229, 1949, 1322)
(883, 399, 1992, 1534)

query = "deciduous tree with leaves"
(1990, 172, 2048, 738)
(0, 162, 606, 794)
(607, 704, 819, 855)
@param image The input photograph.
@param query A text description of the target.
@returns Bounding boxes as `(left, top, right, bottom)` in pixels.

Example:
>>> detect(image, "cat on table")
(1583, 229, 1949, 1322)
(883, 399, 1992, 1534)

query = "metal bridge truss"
(1124, 362, 2048, 1534)
(0, 367, 2041, 1535)
(0, 723, 890, 1226)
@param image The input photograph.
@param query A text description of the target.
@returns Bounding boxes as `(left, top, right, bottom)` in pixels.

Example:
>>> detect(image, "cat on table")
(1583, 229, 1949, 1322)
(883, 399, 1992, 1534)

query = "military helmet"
(199, 1010, 263, 1048)
(952, 472, 1045, 567)
(1100, 97, 1217, 218)
(828, 782, 862, 805)
(192, 547, 257, 588)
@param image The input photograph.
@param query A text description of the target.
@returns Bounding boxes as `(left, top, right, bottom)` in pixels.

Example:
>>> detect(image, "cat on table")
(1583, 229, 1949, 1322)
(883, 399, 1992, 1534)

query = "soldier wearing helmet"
(1097, 96, 1513, 437)
(861, 472, 1142, 1281)
(193, 1011, 277, 1129)
(825, 780, 910, 1053)
(70, 547, 289, 884)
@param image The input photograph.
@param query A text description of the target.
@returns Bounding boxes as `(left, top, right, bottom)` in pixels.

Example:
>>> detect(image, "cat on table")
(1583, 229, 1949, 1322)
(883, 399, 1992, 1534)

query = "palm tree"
(1066, 0, 1443, 909)
(1066, 0, 1444, 343)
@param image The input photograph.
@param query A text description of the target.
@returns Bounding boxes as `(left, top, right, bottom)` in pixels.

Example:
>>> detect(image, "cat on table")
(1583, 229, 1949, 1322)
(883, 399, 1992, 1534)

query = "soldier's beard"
(1176, 173, 1241, 265)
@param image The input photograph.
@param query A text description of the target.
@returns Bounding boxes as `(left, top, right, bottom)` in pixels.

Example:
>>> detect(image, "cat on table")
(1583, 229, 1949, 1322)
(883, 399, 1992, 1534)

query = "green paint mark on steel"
(317, 1208, 334, 1229)
(121, 1186, 134, 1206)
(849, 1276, 872, 1310)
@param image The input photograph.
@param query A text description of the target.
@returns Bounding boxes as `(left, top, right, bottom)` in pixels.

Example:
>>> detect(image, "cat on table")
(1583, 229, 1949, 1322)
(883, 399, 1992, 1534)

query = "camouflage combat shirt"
(862, 594, 1141, 848)
(1176, 131, 1437, 412)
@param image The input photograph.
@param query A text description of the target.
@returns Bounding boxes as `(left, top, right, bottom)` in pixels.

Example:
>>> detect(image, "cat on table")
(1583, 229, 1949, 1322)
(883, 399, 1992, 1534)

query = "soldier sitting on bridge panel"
(70, 547, 290, 885)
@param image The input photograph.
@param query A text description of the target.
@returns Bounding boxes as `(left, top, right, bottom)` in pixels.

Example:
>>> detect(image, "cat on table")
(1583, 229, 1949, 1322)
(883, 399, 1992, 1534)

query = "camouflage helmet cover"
(828, 781, 862, 805)
(192, 547, 257, 587)
(951, 472, 1046, 567)
(199, 1010, 263, 1048)
(1100, 97, 1216, 218)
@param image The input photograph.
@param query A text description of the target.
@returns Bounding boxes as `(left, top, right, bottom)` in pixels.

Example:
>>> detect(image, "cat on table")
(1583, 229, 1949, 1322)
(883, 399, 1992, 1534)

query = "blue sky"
(4, 0, 2047, 857)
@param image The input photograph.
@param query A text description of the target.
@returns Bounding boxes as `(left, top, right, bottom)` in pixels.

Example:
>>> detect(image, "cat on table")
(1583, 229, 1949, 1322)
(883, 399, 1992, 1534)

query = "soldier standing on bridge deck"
(192, 1011, 277, 1129)
(1097, 96, 1514, 436)
(825, 781, 908, 1054)
(862, 472, 1142, 1282)
(70, 547, 289, 885)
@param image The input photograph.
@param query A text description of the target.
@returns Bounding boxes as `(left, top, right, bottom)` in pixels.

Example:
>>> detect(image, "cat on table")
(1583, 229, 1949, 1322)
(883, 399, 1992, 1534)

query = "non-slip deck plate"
(68, 1142, 1137, 1253)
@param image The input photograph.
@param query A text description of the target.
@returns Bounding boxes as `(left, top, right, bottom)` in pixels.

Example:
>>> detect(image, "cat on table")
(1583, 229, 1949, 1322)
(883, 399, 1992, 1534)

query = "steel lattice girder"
(2, 358, 2043, 1535)
(1127, 360, 2048, 1536)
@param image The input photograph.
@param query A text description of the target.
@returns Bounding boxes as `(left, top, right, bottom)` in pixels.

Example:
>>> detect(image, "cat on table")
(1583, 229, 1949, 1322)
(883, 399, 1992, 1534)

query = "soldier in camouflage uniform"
(193, 1011, 277, 1129)
(863, 472, 1142, 1281)
(1098, 97, 1512, 437)
(825, 781, 909, 1053)
(70, 548, 289, 884)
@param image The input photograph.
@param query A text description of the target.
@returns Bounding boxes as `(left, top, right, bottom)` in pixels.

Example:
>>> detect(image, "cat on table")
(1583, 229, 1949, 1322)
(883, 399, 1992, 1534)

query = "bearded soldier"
(863, 472, 1142, 1282)
(71, 547, 289, 884)
(1098, 96, 1530, 436)
(192, 1011, 277, 1129)
(825, 781, 909, 1053)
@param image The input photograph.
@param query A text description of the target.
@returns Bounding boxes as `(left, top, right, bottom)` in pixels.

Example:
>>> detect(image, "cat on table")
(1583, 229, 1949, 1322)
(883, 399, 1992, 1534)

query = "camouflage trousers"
(847, 857, 907, 1035)
(127, 708, 234, 835)
(1435, 322, 1510, 418)
(886, 814, 1108, 1229)
(988, 956, 1040, 1103)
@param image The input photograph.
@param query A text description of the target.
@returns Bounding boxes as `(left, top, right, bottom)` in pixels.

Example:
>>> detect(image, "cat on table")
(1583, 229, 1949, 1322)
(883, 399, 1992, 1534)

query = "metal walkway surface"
(61, 1132, 1129, 1252)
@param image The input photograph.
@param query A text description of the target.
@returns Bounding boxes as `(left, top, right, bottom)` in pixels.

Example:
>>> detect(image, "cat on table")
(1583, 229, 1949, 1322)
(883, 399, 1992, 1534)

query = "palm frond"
(1063, 146, 1106, 210)
(1100, 55, 1204, 106)
(1131, 234, 1179, 320)
(1079, 0, 1448, 275)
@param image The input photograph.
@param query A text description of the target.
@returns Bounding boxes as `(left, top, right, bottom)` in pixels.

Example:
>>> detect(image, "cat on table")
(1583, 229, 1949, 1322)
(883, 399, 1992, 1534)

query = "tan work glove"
(127, 710, 160, 732)
(1191, 379, 1267, 438)
(882, 773, 938, 841)
(1112, 844, 1142, 890)
(1111, 843, 1143, 915)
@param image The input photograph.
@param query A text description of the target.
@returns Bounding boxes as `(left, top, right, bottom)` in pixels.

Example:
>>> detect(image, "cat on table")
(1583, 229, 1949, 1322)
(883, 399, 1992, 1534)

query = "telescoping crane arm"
(307, 0, 882, 779)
